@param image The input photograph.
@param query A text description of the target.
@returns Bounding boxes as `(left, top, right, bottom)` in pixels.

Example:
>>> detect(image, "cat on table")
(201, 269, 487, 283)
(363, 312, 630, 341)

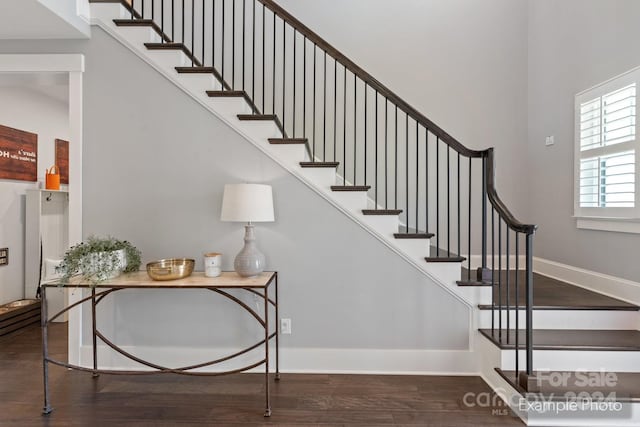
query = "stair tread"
(144, 42, 184, 49)
(331, 185, 371, 192)
(113, 19, 154, 26)
(206, 90, 248, 97)
(394, 232, 434, 239)
(479, 328, 640, 351)
(269, 138, 308, 145)
(299, 162, 339, 168)
(175, 66, 215, 73)
(476, 271, 639, 311)
(237, 114, 277, 120)
(424, 246, 466, 262)
(362, 209, 402, 215)
(496, 368, 640, 402)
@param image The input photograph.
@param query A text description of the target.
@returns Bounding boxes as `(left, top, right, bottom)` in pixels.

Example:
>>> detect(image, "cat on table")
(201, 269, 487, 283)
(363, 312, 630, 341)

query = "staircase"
(87, 1, 639, 425)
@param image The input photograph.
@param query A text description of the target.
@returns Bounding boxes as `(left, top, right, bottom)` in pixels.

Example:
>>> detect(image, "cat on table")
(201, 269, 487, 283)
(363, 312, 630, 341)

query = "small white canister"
(204, 253, 222, 277)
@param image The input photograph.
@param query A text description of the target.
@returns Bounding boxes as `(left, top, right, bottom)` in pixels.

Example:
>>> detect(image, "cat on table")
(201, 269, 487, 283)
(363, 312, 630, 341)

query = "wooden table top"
(44, 271, 276, 289)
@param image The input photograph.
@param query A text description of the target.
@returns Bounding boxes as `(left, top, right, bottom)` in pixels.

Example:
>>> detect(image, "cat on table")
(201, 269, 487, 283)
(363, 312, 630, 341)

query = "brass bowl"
(146, 258, 195, 281)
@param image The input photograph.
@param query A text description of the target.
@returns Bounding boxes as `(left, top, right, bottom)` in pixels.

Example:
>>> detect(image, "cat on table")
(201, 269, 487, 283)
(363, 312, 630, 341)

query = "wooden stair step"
(237, 114, 277, 121)
(113, 19, 155, 27)
(299, 162, 339, 168)
(393, 232, 434, 239)
(144, 42, 185, 50)
(269, 138, 308, 145)
(206, 90, 248, 98)
(331, 186, 371, 192)
(176, 66, 215, 73)
(480, 328, 640, 351)
(496, 368, 640, 402)
(476, 271, 640, 311)
(362, 209, 402, 215)
(424, 246, 466, 262)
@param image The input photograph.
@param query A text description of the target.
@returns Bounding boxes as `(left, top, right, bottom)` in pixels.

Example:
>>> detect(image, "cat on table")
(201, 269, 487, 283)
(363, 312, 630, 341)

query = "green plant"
(56, 236, 142, 285)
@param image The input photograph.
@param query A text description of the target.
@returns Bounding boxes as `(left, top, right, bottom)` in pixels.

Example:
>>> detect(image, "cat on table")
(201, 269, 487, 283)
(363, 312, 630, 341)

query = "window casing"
(574, 67, 640, 229)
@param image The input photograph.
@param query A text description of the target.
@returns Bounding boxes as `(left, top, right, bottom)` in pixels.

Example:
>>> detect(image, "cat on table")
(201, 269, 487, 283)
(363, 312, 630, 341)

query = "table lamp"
(220, 183, 275, 277)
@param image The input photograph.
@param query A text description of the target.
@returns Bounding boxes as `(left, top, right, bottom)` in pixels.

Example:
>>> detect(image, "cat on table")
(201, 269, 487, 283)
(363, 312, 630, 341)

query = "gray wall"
(277, 0, 530, 221)
(0, 30, 470, 352)
(527, 0, 640, 281)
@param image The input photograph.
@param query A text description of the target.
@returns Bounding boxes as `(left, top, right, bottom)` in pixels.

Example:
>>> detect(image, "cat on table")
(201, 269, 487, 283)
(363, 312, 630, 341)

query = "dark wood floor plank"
(0, 324, 523, 426)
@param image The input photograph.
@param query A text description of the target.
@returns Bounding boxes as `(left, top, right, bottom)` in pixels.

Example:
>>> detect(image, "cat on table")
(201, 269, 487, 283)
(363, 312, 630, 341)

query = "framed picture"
(55, 139, 69, 184)
(0, 124, 37, 182)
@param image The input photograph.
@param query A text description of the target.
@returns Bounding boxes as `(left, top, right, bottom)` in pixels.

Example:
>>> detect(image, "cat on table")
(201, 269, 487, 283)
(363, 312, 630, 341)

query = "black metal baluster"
(468, 158, 472, 277)
(333, 59, 337, 162)
(231, 0, 235, 88)
(394, 106, 398, 209)
(526, 233, 533, 376)
(343, 67, 346, 185)
(292, 30, 296, 137)
(201, 0, 205, 66)
(482, 155, 488, 273)
(141, 0, 144, 18)
(492, 208, 495, 332)
(506, 227, 510, 343)
(384, 99, 388, 208)
(354, 75, 357, 185)
(436, 137, 439, 251)
(271, 10, 275, 114)
(312, 44, 316, 158)
(498, 215, 502, 340)
(131, 0, 134, 20)
(302, 36, 306, 139)
(323, 52, 327, 160)
(282, 19, 285, 134)
(212, 0, 215, 69)
(221, 0, 225, 86)
(375, 92, 378, 206)
(447, 146, 450, 256)
(251, 0, 256, 106)
(172, 0, 175, 41)
(191, 0, 194, 66)
(243, 0, 246, 91)
(261, 3, 265, 112)
(457, 152, 461, 258)
(515, 233, 520, 380)
(415, 122, 418, 233)
(406, 113, 409, 232)
(181, 0, 184, 44)
(161, 0, 165, 42)
(425, 128, 429, 234)
(364, 83, 368, 187)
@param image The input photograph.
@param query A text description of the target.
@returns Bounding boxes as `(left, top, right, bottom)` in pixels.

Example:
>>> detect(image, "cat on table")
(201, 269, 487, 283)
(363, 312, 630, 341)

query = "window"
(574, 66, 640, 233)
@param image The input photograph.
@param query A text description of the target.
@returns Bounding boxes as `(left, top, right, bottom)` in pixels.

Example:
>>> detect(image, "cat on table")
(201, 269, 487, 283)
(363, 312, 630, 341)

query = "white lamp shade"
(220, 183, 275, 222)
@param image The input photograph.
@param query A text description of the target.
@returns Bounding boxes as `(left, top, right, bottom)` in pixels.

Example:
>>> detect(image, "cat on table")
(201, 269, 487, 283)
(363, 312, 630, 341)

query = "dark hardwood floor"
(474, 271, 639, 310)
(0, 324, 524, 426)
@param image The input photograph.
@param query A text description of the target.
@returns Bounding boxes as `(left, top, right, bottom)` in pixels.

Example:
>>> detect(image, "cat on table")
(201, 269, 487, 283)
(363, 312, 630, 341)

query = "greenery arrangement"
(56, 236, 142, 285)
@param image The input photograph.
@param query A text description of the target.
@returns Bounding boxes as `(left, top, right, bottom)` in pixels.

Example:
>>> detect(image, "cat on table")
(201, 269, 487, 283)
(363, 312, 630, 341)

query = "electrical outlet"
(0, 248, 7, 266)
(280, 318, 292, 335)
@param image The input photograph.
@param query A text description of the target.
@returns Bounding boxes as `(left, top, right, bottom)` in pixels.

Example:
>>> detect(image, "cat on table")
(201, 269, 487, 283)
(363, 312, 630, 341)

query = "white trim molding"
(533, 257, 640, 306)
(0, 54, 84, 73)
(576, 216, 640, 234)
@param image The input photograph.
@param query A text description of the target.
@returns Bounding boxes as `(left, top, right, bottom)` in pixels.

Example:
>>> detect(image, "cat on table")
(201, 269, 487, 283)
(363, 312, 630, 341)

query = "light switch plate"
(0, 248, 8, 266)
(545, 135, 555, 146)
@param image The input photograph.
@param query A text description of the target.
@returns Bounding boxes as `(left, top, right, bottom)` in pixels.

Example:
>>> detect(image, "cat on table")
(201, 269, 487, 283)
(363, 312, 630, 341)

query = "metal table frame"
(41, 271, 279, 417)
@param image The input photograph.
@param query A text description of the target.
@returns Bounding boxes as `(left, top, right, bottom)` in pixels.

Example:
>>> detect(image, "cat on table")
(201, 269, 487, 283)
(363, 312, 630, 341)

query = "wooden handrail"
(258, 0, 483, 158)
(259, 0, 536, 235)
(485, 148, 537, 234)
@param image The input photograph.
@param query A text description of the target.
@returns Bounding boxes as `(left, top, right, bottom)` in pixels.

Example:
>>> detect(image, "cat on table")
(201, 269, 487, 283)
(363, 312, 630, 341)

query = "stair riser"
(115, 26, 162, 45)
(328, 191, 368, 213)
(174, 74, 221, 96)
(479, 310, 639, 330)
(298, 167, 336, 187)
(264, 145, 308, 168)
(360, 215, 400, 236)
(145, 50, 192, 71)
(205, 97, 252, 120)
(235, 120, 282, 140)
(499, 349, 640, 373)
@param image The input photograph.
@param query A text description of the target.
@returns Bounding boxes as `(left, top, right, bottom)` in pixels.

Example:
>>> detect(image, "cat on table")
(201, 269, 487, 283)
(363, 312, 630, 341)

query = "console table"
(41, 271, 279, 417)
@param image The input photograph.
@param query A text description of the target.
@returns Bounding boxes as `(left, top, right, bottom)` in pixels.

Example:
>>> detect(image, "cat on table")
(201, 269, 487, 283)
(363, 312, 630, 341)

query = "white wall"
(0, 82, 70, 304)
(527, 0, 640, 282)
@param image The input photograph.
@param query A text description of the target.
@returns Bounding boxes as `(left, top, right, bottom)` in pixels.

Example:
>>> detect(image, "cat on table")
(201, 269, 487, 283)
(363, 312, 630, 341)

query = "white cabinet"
(25, 189, 69, 321)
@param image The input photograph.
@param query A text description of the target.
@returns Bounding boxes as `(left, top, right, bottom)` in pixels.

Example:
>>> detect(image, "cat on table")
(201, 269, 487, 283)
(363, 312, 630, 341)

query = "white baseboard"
(533, 257, 640, 307)
(79, 345, 478, 375)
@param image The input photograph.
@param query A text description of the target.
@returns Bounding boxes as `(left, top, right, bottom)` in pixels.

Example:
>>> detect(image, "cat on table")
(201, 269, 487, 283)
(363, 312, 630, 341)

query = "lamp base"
(234, 224, 266, 277)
